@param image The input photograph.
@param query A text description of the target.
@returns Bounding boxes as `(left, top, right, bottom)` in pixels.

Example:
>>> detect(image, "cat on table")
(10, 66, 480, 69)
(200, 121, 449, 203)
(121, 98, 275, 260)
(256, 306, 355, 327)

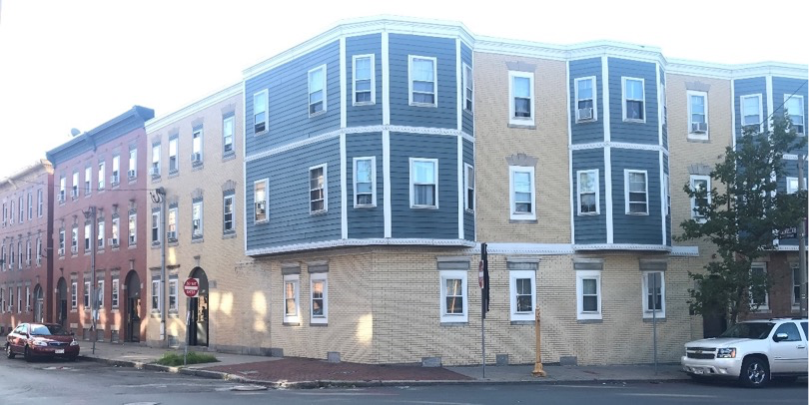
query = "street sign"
(478, 260, 485, 289)
(779, 227, 798, 239)
(184, 278, 200, 297)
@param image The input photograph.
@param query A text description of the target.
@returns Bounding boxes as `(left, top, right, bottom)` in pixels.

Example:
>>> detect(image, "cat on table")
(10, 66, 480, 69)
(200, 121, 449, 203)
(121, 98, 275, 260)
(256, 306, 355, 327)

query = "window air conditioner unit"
(168, 231, 177, 241)
(692, 122, 708, 133)
(578, 108, 593, 121)
(71, 245, 78, 253)
(128, 170, 136, 178)
(191, 153, 202, 163)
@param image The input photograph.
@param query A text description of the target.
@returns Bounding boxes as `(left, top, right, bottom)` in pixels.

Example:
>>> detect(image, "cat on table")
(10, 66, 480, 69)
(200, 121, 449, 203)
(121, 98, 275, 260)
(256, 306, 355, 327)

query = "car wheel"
(23, 346, 33, 362)
(5, 344, 14, 359)
(739, 356, 769, 388)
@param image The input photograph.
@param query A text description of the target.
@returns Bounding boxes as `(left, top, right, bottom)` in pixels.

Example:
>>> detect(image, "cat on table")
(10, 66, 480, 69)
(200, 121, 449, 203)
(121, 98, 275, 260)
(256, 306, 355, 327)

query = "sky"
(1, 0, 808, 180)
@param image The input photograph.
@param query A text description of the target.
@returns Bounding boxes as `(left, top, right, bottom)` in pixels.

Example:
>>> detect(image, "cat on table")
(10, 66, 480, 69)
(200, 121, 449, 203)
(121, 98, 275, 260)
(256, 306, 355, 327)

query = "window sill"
(625, 212, 649, 216)
(510, 320, 535, 325)
(509, 219, 538, 224)
(354, 204, 377, 209)
(191, 237, 204, 244)
(353, 102, 376, 107)
(576, 318, 603, 324)
(508, 123, 536, 130)
(254, 219, 269, 225)
(168, 171, 179, 179)
(440, 322, 468, 327)
(410, 205, 438, 210)
(622, 119, 646, 124)
(642, 317, 666, 323)
(310, 210, 328, 216)
(151, 242, 161, 248)
(309, 110, 327, 119)
(409, 102, 437, 109)
(168, 240, 179, 247)
(192, 162, 204, 171)
(168, 311, 179, 317)
(255, 130, 269, 137)
(222, 232, 237, 240)
(465, 209, 475, 214)
(577, 212, 600, 217)
(128, 178, 137, 184)
(222, 152, 236, 162)
(309, 322, 328, 327)
(283, 322, 301, 327)
(151, 174, 162, 182)
(687, 135, 710, 143)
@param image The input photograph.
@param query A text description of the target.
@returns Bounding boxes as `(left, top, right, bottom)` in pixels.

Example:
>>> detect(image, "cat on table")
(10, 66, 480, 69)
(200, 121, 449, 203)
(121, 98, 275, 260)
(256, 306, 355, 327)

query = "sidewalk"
(76, 340, 687, 388)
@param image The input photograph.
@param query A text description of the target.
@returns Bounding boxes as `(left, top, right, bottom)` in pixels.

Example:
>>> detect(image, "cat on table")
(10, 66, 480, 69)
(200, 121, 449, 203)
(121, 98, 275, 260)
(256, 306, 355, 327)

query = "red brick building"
(46, 106, 154, 343)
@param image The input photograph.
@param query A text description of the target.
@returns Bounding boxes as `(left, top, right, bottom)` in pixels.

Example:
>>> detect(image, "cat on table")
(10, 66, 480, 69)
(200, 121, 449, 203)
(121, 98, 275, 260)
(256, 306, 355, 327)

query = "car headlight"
(70, 339, 79, 346)
(717, 347, 736, 358)
(33, 340, 48, 347)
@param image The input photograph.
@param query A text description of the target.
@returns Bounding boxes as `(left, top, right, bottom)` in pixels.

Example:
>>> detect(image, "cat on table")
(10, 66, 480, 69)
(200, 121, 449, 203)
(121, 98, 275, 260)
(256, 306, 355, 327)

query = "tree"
(676, 115, 807, 324)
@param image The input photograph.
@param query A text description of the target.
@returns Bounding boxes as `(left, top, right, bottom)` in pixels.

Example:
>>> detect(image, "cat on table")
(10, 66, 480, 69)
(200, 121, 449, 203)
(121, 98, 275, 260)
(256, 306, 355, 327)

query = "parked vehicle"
(5, 322, 80, 362)
(681, 317, 808, 387)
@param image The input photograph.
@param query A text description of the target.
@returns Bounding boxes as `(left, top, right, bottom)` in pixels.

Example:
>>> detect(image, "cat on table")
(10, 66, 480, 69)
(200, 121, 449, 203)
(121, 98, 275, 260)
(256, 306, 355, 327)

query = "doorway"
(33, 285, 44, 323)
(56, 278, 68, 328)
(125, 270, 141, 342)
(187, 268, 209, 347)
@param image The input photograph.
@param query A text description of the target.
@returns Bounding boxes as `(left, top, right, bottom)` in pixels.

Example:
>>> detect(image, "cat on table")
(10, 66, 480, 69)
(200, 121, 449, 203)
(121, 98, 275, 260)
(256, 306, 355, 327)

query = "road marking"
(620, 393, 717, 398)
(549, 385, 627, 389)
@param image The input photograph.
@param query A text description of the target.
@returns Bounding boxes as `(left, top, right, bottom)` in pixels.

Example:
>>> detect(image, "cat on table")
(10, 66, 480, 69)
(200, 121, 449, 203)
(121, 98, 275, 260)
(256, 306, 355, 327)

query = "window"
(111, 217, 120, 247)
(625, 170, 648, 215)
(785, 95, 806, 135)
(151, 279, 160, 312)
(129, 148, 137, 179)
(223, 115, 235, 153)
(308, 65, 327, 116)
(465, 164, 475, 212)
(17, 287, 21, 312)
(151, 210, 161, 244)
(283, 274, 300, 324)
(84, 166, 91, 195)
(71, 282, 77, 309)
(1, 246, 5, 271)
(439, 270, 468, 323)
(688, 91, 708, 138)
(576, 270, 602, 320)
(58, 176, 65, 202)
(509, 71, 534, 125)
(353, 55, 375, 105)
(741, 94, 763, 134)
(169, 137, 179, 173)
(25, 241, 31, 266)
(151, 143, 161, 176)
(84, 281, 90, 308)
(168, 279, 178, 312)
(409, 56, 437, 107)
(509, 166, 536, 220)
(168, 207, 178, 241)
(27, 192, 32, 220)
(128, 214, 136, 246)
(112, 155, 120, 185)
(192, 201, 203, 238)
(463, 64, 473, 112)
(665, 174, 671, 216)
(9, 244, 14, 269)
(84, 224, 91, 253)
(191, 129, 203, 164)
(97, 280, 104, 308)
(18, 196, 22, 222)
(26, 286, 30, 311)
(353, 157, 376, 207)
(2, 203, 6, 225)
(660, 81, 667, 126)
(791, 265, 803, 310)
(58, 229, 65, 253)
(622, 77, 645, 122)
(35, 238, 41, 266)
(112, 278, 119, 309)
(309, 165, 327, 213)
(750, 263, 769, 311)
(410, 158, 438, 208)
(253, 90, 268, 134)
(70, 171, 78, 199)
(10, 200, 13, 224)
(223, 194, 235, 233)
(577, 170, 599, 215)
(98, 162, 105, 191)
(17, 242, 22, 270)
(310, 273, 328, 323)
(774, 322, 803, 342)
(510, 270, 536, 322)
(575, 77, 597, 122)
(254, 180, 268, 223)
(97, 220, 105, 249)
(690, 175, 711, 222)
(9, 288, 14, 313)
(71, 227, 78, 253)
(642, 271, 665, 318)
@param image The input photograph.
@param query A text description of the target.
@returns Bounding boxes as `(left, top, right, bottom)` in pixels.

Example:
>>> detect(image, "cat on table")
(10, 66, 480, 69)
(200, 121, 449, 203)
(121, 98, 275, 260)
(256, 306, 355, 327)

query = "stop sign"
(184, 278, 200, 297)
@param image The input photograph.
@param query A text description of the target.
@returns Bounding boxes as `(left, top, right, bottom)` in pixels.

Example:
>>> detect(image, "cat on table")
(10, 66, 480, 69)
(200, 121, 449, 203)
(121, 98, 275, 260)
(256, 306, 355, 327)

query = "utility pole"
(798, 157, 807, 316)
(83, 206, 97, 355)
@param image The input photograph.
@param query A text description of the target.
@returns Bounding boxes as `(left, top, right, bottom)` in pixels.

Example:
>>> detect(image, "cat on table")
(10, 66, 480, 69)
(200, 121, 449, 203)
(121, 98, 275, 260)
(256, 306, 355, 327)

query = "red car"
(5, 322, 80, 362)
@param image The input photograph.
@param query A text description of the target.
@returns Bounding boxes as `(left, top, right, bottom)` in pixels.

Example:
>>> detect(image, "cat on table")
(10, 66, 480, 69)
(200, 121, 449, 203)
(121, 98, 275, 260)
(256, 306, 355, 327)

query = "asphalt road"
(0, 357, 807, 405)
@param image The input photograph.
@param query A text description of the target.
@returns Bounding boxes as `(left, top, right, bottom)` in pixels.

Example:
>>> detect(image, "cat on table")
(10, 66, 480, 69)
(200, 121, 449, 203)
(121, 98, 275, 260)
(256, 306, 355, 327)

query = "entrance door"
(188, 268, 209, 347)
(33, 286, 44, 323)
(125, 271, 141, 343)
(57, 279, 68, 328)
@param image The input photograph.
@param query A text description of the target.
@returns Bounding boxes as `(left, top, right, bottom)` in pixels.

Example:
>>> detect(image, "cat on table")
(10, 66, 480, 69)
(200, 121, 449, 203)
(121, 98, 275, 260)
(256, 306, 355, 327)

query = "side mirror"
(774, 332, 789, 342)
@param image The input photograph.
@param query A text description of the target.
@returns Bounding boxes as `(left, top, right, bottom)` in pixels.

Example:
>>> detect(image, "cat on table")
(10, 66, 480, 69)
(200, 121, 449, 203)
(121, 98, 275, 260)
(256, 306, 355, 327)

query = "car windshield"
(718, 322, 774, 339)
(29, 324, 66, 336)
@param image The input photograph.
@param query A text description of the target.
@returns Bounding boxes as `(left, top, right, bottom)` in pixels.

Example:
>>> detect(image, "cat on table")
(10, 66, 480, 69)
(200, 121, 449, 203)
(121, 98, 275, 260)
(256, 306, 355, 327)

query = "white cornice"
(573, 244, 672, 252)
(667, 59, 808, 81)
(246, 238, 476, 257)
(145, 83, 242, 134)
(571, 142, 669, 156)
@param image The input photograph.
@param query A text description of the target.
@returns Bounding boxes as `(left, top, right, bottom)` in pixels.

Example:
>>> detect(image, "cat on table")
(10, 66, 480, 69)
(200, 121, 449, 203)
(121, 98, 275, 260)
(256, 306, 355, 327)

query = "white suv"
(681, 318, 808, 387)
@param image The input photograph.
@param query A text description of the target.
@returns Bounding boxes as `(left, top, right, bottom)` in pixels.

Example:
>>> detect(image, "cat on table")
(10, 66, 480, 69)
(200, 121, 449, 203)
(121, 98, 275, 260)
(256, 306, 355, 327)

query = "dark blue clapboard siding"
(733, 77, 766, 139)
(346, 34, 383, 128)
(346, 132, 384, 239)
(608, 58, 658, 145)
(611, 148, 662, 245)
(461, 42, 474, 135)
(463, 139, 474, 240)
(572, 148, 607, 244)
(570, 58, 604, 145)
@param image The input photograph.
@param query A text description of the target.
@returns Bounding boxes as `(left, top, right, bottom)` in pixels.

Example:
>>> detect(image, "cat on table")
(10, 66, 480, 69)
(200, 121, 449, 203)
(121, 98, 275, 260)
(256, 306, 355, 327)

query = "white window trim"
(84, 224, 91, 253)
(168, 279, 178, 312)
(463, 63, 473, 113)
(151, 279, 161, 312)
(254, 179, 270, 224)
(152, 210, 161, 244)
(749, 262, 770, 312)
(576, 270, 602, 320)
(84, 281, 90, 309)
(112, 278, 119, 309)
(71, 282, 77, 309)
(690, 175, 711, 222)
(310, 272, 328, 324)
(352, 54, 376, 106)
(784, 94, 806, 136)
(439, 270, 468, 323)
(464, 163, 475, 213)
(740, 94, 763, 134)
(192, 201, 204, 238)
(508, 71, 535, 126)
(509, 270, 536, 322)
(112, 155, 120, 185)
(665, 173, 671, 216)
(168, 138, 179, 172)
(641, 271, 666, 319)
(128, 214, 137, 246)
(308, 64, 328, 117)
(97, 220, 105, 249)
(129, 148, 138, 180)
(624, 169, 649, 216)
(309, 164, 328, 214)
(223, 115, 235, 153)
(622, 77, 646, 123)
(408, 55, 438, 108)
(97, 280, 104, 308)
(253, 89, 269, 135)
(223, 194, 235, 233)
(191, 129, 204, 163)
(283, 274, 300, 324)
(353, 157, 376, 208)
(409, 158, 439, 209)
(152, 143, 161, 176)
(574, 76, 598, 123)
(509, 165, 536, 221)
(576, 169, 600, 216)
(687, 90, 709, 140)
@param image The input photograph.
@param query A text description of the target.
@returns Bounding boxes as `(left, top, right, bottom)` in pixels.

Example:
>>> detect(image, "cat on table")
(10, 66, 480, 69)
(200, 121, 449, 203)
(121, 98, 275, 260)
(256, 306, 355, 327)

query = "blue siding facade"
(570, 58, 604, 145)
(733, 77, 767, 139)
(346, 132, 384, 239)
(772, 76, 809, 155)
(461, 42, 474, 135)
(664, 154, 671, 246)
(611, 149, 662, 245)
(388, 34, 458, 129)
(463, 139, 474, 240)
(608, 58, 659, 145)
(660, 66, 668, 149)
(346, 34, 383, 128)
(572, 149, 607, 244)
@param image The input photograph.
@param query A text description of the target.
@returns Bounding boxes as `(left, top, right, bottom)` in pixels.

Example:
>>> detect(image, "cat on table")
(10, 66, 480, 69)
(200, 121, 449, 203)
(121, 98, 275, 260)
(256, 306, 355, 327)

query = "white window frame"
(690, 175, 711, 222)
(253, 90, 269, 135)
(111, 278, 119, 309)
(36, 238, 42, 266)
(192, 201, 203, 238)
(308, 64, 327, 117)
(642, 271, 666, 319)
(112, 154, 120, 185)
(408, 55, 438, 108)
(168, 138, 179, 173)
(37, 189, 43, 217)
(168, 279, 178, 312)
(59, 176, 66, 203)
(129, 148, 137, 180)
(98, 220, 105, 249)
(191, 129, 203, 163)
(84, 166, 92, 195)
(624, 169, 649, 215)
(223, 115, 235, 153)
(71, 282, 77, 309)
(622, 77, 646, 123)
(439, 270, 468, 323)
(463, 63, 473, 112)
(151, 279, 161, 312)
(464, 164, 475, 213)
(223, 194, 235, 233)
(409, 158, 439, 209)
(353, 157, 376, 208)
(98, 162, 105, 191)
(576, 270, 602, 320)
(352, 54, 375, 106)
(84, 223, 91, 253)
(687, 90, 709, 140)
(254, 179, 269, 223)
(71, 171, 79, 198)
(749, 262, 769, 311)
(151, 143, 161, 176)
(509, 270, 536, 322)
(310, 272, 328, 324)
(577, 169, 600, 216)
(26, 286, 30, 312)
(111, 217, 120, 247)
(27, 191, 32, 220)
(740, 94, 763, 134)
(574, 76, 598, 122)
(309, 164, 328, 214)
(71, 227, 78, 254)
(59, 229, 65, 253)
(665, 174, 671, 216)
(784, 94, 806, 136)
(509, 165, 536, 221)
(508, 71, 535, 126)
(97, 279, 104, 308)
(84, 281, 90, 309)
(151, 210, 161, 244)
(168, 207, 178, 241)
(128, 214, 137, 246)
(283, 274, 300, 324)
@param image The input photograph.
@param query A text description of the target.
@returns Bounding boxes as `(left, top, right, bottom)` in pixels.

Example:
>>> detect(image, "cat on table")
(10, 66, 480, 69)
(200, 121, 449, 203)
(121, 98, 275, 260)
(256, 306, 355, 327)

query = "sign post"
(183, 278, 199, 366)
(479, 258, 485, 379)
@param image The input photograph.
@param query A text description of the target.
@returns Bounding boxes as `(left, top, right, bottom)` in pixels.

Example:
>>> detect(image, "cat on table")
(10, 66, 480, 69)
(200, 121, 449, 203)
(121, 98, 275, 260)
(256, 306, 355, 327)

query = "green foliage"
(155, 351, 219, 366)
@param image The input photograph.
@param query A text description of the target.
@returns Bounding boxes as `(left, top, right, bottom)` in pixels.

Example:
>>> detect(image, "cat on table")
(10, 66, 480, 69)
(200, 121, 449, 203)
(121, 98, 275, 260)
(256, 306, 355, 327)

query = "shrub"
(155, 351, 219, 366)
